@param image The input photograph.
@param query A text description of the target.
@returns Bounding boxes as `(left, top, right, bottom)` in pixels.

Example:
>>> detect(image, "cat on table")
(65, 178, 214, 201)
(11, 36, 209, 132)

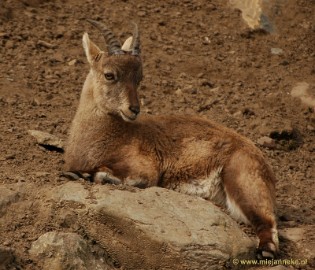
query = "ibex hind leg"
(225, 194, 279, 259)
(223, 152, 279, 259)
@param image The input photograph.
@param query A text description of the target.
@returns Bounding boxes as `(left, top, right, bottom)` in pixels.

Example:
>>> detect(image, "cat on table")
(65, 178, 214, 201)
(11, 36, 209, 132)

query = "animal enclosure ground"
(0, 0, 314, 269)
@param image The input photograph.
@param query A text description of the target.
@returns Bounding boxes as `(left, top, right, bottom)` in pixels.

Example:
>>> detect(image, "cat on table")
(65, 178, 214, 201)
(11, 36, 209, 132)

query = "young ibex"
(64, 19, 279, 259)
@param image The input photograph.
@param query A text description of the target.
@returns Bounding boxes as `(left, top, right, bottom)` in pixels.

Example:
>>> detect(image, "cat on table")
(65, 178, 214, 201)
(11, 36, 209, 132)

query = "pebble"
(2, 240, 11, 246)
(5, 154, 16, 160)
(68, 59, 77, 66)
(257, 136, 276, 149)
(31, 98, 41, 106)
(307, 125, 315, 131)
(175, 89, 183, 96)
(35, 172, 50, 178)
(37, 40, 57, 49)
(137, 11, 147, 17)
(28, 130, 64, 151)
(198, 79, 214, 88)
(5, 40, 14, 49)
(271, 47, 283, 55)
(0, 32, 9, 38)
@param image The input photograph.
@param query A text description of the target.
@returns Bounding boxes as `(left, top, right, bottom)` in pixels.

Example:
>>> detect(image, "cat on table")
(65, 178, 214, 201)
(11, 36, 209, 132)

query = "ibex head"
(83, 19, 142, 121)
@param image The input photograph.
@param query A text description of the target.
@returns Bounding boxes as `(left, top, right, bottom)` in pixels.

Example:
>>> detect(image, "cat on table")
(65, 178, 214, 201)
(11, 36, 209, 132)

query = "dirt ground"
(0, 0, 314, 269)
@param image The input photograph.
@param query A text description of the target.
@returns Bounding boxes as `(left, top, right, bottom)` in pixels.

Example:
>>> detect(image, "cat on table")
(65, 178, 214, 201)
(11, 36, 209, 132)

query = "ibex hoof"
(256, 243, 277, 260)
(94, 172, 122, 185)
(61, 171, 92, 181)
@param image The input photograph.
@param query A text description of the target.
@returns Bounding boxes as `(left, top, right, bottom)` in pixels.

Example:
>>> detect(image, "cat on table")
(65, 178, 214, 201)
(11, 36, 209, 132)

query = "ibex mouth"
(120, 110, 138, 122)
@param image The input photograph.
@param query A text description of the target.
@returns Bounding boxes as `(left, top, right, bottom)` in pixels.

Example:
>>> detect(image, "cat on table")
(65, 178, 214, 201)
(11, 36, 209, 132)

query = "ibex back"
(64, 19, 279, 259)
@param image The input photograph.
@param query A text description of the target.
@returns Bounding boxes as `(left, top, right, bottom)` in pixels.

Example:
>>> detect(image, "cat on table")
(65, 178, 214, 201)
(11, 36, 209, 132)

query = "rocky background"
(0, 0, 314, 269)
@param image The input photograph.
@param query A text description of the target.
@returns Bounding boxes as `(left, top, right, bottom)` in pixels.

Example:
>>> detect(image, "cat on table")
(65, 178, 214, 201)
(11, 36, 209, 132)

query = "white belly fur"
(173, 167, 224, 203)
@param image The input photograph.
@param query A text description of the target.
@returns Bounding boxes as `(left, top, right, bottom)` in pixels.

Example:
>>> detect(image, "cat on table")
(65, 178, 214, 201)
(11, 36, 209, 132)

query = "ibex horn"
(87, 19, 123, 55)
(131, 22, 141, 55)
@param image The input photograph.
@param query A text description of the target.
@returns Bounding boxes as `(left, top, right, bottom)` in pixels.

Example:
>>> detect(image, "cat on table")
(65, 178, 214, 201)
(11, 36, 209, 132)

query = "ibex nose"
(129, 105, 140, 115)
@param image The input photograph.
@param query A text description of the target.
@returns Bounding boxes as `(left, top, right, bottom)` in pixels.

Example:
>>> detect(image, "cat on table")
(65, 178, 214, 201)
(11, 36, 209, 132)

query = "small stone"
(233, 111, 242, 117)
(5, 40, 14, 49)
(5, 154, 15, 160)
(137, 10, 147, 17)
(279, 60, 289, 66)
(242, 108, 255, 117)
(0, 32, 9, 38)
(149, 32, 157, 41)
(291, 82, 315, 108)
(37, 40, 57, 49)
(2, 240, 11, 246)
(257, 136, 276, 149)
(140, 98, 150, 106)
(35, 172, 50, 178)
(51, 52, 64, 62)
(178, 72, 187, 79)
(158, 21, 166, 26)
(68, 59, 77, 66)
(190, 88, 198, 95)
(31, 98, 41, 106)
(0, 186, 21, 212)
(199, 79, 214, 88)
(271, 47, 283, 55)
(55, 25, 66, 38)
(175, 89, 183, 96)
(203, 36, 210, 45)
(28, 130, 64, 151)
(307, 125, 315, 131)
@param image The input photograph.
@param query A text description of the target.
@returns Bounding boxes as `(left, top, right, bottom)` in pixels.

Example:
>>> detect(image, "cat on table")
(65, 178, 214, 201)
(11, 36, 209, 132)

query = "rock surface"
(51, 182, 255, 270)
(30, 231, 113, 270)
(28, 130, 64, 151)
(0, 185, 21, 216)
(0, 246, 15, 270)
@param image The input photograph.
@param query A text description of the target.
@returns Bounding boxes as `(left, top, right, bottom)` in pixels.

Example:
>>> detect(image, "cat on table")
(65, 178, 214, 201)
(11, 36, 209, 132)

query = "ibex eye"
(104, 73, 115, 81)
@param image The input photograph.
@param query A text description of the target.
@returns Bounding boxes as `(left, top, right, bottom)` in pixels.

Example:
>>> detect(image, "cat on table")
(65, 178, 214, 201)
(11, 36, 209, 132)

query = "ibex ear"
(121, 36, 133, 52)
(82, 33, 102, 65)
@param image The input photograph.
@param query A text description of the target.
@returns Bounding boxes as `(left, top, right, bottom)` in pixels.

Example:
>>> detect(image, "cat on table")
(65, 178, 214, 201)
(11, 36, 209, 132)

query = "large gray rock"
(52, 182, 256, 270)
(0, 185, 22, 216)
(0, 246, 15, 270)
(29, 231, 114, 270)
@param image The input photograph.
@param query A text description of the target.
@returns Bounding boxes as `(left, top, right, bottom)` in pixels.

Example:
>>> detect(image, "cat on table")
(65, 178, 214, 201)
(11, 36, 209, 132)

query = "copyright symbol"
(233, 259, 239, 265)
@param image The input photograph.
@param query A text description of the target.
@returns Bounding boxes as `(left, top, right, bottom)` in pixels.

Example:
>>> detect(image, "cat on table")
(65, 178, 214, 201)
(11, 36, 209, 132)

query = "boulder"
(0, 246, 15, 270)
(29, 231, 114, 270)
(0, 185, 21, 216)
(52, 182, 256, 270)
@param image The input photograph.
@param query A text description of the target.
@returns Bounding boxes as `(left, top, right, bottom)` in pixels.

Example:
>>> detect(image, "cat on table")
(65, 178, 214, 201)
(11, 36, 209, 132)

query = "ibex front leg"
(93, 166, 122, 185)
(62, 166, 122, 185)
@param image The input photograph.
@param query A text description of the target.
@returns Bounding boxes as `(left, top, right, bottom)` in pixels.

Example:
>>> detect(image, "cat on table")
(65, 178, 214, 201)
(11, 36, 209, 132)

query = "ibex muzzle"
(127, 84, 140, 115)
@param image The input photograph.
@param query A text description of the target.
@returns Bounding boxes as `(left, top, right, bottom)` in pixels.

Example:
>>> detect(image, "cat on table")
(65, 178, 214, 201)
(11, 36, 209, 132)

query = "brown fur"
(64, 31, 279, 258)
